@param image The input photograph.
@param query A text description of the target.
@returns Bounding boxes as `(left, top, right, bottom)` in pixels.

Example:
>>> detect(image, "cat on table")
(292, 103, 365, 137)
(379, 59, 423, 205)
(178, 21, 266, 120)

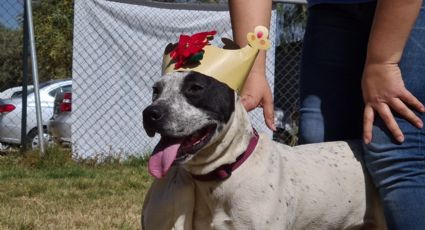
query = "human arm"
(228, 0, 276, 131)
(362, 0, 425, 144)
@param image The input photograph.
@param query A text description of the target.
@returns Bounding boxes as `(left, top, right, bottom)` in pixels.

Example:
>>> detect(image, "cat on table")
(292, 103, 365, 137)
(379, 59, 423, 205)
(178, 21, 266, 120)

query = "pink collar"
(192, 129, 259, 181)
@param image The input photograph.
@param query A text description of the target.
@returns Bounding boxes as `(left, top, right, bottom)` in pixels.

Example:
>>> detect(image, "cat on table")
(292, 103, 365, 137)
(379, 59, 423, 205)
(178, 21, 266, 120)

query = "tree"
(33, 0, 74, 81)
(0, 23, 23, 92)
(0, 0, 74, 91)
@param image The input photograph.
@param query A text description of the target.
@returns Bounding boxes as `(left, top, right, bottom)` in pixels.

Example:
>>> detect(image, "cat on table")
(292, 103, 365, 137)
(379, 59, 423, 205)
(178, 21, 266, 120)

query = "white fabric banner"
(72, 0, 276, 158)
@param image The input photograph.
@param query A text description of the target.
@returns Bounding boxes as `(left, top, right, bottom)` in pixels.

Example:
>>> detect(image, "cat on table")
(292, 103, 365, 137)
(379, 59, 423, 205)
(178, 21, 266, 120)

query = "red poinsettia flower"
(170, 30, 216, 69)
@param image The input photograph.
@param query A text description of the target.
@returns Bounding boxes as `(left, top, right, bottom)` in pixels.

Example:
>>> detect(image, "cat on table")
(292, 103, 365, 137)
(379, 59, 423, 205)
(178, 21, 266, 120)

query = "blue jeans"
(299, 2, 425, 229)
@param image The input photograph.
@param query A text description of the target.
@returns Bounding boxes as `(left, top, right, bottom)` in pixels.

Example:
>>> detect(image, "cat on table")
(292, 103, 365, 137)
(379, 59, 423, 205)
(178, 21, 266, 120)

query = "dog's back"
(275, 140, 385, 229)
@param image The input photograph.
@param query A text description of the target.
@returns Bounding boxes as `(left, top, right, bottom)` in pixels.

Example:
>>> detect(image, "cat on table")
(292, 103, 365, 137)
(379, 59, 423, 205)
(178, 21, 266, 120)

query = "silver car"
(0, 79, 72, 148)
(0, 85, 33, 99)
(48, 91, 72, 147)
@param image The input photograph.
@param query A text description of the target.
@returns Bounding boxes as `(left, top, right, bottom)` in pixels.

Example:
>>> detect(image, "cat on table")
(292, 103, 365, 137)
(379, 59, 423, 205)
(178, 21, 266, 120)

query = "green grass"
(0, 146, 152, 230)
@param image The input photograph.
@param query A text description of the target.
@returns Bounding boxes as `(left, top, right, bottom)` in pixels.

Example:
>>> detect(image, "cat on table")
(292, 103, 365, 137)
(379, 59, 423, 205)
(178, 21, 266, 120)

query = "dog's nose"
(143, 106, 164, 122)
(143, 105, 166, 137)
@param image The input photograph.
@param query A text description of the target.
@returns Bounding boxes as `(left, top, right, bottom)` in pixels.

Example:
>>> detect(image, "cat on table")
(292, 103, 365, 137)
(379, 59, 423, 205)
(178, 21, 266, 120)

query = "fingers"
(400, 90, 425, 113)
(365, 102, 404, 143)
(375, 103, 404, 143)
(363, 105, 374, 144)
(364, 98, 424, 144)
(240, 89, 275, 131)
(390, 97, 423, 129)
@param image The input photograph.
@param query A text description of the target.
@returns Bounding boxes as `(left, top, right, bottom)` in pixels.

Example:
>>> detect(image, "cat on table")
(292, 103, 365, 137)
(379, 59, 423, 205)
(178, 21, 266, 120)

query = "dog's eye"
(186, 83, 204, 94)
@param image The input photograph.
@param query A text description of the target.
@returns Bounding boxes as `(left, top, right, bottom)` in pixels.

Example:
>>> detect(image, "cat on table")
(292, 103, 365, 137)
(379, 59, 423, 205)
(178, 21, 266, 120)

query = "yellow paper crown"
(162, 26, 271, 92)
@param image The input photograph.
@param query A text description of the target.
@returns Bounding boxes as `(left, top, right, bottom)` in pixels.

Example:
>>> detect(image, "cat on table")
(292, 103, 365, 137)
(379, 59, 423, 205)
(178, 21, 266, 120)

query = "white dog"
(141, 71, 386, 230)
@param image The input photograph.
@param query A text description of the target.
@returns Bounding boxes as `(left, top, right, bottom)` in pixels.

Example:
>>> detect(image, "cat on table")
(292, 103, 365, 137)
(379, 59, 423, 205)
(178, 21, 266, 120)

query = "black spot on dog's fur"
(182, 72, 235, 123)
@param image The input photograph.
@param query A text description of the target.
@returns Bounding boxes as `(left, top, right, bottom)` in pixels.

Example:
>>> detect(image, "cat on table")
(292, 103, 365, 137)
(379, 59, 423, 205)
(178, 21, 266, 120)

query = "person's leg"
(299, 3, 375, 144)
(363, 3, 425, 228)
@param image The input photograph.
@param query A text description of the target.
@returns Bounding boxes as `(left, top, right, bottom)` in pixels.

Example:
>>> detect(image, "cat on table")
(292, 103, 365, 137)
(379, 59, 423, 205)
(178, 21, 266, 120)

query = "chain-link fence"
(0, 0, 306, 156)
(274, 1, 307, 145)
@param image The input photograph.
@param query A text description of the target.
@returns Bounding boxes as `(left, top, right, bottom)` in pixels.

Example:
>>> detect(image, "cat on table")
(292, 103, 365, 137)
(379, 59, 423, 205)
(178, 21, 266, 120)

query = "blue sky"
(0, 0, 23, 29)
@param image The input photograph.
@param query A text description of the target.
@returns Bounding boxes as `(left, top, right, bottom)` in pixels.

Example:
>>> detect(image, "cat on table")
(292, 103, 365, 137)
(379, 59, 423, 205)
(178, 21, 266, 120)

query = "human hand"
(240, 71, 276, 131)
(362, 62, 425, 144)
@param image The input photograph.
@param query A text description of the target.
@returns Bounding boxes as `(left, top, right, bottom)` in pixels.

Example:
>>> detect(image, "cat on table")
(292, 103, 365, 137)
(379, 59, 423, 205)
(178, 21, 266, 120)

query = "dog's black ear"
(222, 38, 240, 50)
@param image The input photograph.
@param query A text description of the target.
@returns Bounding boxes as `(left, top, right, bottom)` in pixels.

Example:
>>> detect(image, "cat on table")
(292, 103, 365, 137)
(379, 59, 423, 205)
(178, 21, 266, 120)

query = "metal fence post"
(25, 0, 45, 155)
(21, 1, 29, 152)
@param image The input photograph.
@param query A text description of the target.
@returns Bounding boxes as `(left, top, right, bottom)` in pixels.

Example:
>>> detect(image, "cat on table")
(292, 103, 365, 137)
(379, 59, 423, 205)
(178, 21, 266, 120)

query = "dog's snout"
(143, 105, 167, 137)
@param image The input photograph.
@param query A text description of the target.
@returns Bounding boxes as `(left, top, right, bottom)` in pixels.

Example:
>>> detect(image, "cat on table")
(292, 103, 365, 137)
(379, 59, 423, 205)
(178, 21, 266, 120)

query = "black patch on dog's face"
(182, 72, 235, 123)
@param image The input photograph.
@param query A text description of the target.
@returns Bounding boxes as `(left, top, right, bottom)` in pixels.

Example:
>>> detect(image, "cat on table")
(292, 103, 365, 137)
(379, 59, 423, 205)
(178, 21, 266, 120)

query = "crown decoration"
(162, 26, 271, 92)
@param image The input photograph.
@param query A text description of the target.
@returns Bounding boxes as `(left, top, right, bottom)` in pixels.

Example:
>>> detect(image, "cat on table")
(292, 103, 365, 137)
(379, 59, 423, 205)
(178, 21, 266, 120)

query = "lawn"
(0, 147, 152, 230)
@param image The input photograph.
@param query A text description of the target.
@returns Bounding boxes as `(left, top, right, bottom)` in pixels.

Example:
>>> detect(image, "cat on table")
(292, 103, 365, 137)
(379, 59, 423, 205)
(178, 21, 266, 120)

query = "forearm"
(228, 0, 272, 75)
(366, 0, 422, 65)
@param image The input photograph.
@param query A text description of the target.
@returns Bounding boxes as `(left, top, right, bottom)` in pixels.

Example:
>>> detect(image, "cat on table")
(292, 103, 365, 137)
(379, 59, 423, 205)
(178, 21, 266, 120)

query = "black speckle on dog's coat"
(182, 72, 235, 123)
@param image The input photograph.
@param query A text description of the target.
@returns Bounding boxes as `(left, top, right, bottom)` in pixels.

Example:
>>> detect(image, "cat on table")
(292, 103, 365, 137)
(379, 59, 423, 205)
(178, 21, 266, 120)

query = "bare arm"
(229, 0, 276, 130)
(362, 0, 425, 143)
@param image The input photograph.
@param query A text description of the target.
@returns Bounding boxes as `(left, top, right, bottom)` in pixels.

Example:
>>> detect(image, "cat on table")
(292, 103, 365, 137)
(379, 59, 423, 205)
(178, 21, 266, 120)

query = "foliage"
(0, 0, 74, 91)
(0, 24, 23, 92)
(276, 3, 308, 46)
(33, 0, 74, 81)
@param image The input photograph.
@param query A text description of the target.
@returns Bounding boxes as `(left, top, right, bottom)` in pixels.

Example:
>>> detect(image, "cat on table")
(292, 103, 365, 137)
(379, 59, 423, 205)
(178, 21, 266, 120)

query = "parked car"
(0, 79, 72, 149)
(48, 91, 72, 147)
(0, 85, 34, 99)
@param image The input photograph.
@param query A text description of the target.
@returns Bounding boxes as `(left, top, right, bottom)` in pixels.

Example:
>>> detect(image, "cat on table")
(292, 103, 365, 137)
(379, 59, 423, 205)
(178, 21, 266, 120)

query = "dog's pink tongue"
(148, 138, 183, 179)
